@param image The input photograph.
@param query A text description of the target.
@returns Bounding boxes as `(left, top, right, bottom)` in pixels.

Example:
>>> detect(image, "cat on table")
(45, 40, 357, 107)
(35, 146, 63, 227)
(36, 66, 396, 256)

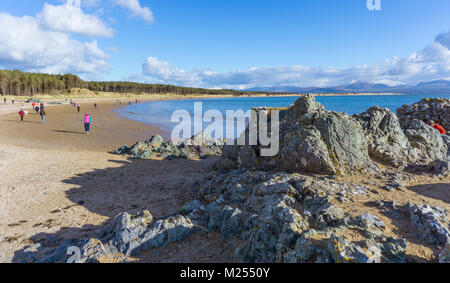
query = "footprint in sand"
(7, 220, 28, 227)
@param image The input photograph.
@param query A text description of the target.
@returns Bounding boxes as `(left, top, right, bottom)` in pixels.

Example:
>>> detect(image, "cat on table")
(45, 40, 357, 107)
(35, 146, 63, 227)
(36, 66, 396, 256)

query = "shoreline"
(0, 92, 407, 116)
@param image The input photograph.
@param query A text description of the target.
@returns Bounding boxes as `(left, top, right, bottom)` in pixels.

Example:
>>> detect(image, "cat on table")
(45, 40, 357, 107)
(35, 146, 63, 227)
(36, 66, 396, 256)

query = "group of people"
(116, 99, 140, 105)
(70, 100, 82, 113)
(3, 96, 14, 104)
(20, 102, 46, 123)
(17, 100, 93, 134)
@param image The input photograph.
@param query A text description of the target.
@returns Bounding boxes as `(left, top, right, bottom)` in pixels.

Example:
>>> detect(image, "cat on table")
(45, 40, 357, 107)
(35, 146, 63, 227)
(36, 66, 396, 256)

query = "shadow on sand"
(52, 130, 86, 135)
(2, 119, 41, 124)
(406, 183, 450, 204)
(12, 155, 217, 262)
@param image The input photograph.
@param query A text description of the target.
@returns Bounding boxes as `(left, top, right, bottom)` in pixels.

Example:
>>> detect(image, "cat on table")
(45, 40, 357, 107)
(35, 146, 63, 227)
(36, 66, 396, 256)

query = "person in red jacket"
(428, 120, 446, 135)
(18, 109, 25, 121)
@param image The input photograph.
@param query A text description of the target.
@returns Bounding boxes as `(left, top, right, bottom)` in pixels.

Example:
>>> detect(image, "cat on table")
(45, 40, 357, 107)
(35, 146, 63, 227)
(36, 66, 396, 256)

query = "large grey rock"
(31, 238, 110, 263)
(397, 98, 450, 132)
(116, 134, 223, 160)
(23, 210, 201, 263)
(365, 236, 408, 263)
(354, 107, 415, 167)
(439, 244, 450, 263)
(407, 204, 450, 246)
(355, 213, 386, 231)
(312, 111, 375, 175)
(284, 231, 329, 263)
(102, 211, 198, 256)
(442, 134, 450, 158)
(326, 234, 374, 263)
(215, 94, 377, 175)
(277, 125, 336, 174)
(403, 120, 447, 163)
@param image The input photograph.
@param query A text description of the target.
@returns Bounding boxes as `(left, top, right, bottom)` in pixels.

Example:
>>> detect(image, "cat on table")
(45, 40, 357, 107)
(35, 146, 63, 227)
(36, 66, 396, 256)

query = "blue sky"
(0, 0, 450, 89)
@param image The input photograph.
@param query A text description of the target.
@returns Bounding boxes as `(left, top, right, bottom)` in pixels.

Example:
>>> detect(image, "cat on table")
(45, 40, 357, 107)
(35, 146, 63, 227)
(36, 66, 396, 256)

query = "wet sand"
(0, 100, 169, 148)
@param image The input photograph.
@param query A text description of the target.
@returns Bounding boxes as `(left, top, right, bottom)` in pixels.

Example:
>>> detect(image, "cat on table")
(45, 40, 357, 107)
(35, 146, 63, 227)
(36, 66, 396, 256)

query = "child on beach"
(35, 106, 39, 114)
(77, 105, 81, 113)
(18, 109, 25, 121)
(84, 113, 92, 134)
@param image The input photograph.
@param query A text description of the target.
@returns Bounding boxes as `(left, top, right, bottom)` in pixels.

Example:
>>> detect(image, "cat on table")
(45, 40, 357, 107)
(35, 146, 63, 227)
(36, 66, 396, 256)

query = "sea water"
(116, 94, 450, 137)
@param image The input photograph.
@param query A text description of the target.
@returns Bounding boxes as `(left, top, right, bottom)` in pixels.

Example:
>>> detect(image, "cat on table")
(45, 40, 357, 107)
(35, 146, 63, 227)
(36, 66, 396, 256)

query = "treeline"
(0, 70, 264, 97)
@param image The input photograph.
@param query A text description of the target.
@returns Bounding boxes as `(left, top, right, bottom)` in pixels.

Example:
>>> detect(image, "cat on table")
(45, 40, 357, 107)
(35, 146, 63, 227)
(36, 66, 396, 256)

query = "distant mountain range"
(244, 80, 450, 94)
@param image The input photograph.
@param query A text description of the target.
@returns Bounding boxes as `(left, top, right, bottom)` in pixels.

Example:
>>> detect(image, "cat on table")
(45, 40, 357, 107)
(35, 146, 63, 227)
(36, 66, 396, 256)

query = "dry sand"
(0, 98, 448, 263)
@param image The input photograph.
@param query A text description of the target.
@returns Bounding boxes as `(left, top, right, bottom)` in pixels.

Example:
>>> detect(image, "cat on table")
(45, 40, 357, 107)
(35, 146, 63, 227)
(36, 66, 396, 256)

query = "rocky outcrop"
(216, 95, 447, 175)
(397, 98, 450, 132)
(18, 210, 202, 263)
(354, 107, 415, 167)
(216, 95, 378, 175)
(354, 107, 447, 169)
(116, 134, 223, 160)
(403, 119, 447, 162)
(20, 170, 413, 263)
(407, 204, 450, 246)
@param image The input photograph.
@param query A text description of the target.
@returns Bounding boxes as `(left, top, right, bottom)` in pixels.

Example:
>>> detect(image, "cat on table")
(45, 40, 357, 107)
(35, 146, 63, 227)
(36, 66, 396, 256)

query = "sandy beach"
(0, 100, 242, 262)
(0, 97, 448, 263)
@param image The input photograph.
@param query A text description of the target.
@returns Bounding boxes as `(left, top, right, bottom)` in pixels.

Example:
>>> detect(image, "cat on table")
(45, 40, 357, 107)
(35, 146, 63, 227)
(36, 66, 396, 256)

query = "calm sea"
(116, 94, 450, 136)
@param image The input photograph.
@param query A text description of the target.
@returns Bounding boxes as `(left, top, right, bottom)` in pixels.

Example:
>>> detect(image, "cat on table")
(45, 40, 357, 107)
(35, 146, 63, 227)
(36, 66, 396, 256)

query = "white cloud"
(38, 0, 114, 37)
(141, 31, 450, 89)
(0, 12, 109, 74)
(115, 0, 154, 23)
(142, 57, 200, 85)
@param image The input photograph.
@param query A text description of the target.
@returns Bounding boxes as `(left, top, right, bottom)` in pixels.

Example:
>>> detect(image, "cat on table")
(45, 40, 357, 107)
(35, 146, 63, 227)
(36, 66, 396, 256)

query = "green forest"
(0, 70, 269, 97)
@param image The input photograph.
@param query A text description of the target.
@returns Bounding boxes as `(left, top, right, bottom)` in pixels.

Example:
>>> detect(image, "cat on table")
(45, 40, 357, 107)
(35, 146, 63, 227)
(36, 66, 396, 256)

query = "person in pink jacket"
(18, 109, 25, 121)
(84, 113, 92, 134)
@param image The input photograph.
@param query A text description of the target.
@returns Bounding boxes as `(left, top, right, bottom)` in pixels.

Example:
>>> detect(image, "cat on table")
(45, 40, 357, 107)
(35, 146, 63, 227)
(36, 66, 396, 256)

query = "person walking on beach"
(3, 97, 6, 104)
(40, 108, 46, 124)
(40, 102, 45, 111)
(94, 103, 98, 110)
(12, 99, 14, 104)
(83, 113, 92, 134)
(32, 102, 36, 110)
(35, 106, 39, 114)
(77, 104, 81, 113)
(428, 120, 446, 135)
(18, 109, 25, 121)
